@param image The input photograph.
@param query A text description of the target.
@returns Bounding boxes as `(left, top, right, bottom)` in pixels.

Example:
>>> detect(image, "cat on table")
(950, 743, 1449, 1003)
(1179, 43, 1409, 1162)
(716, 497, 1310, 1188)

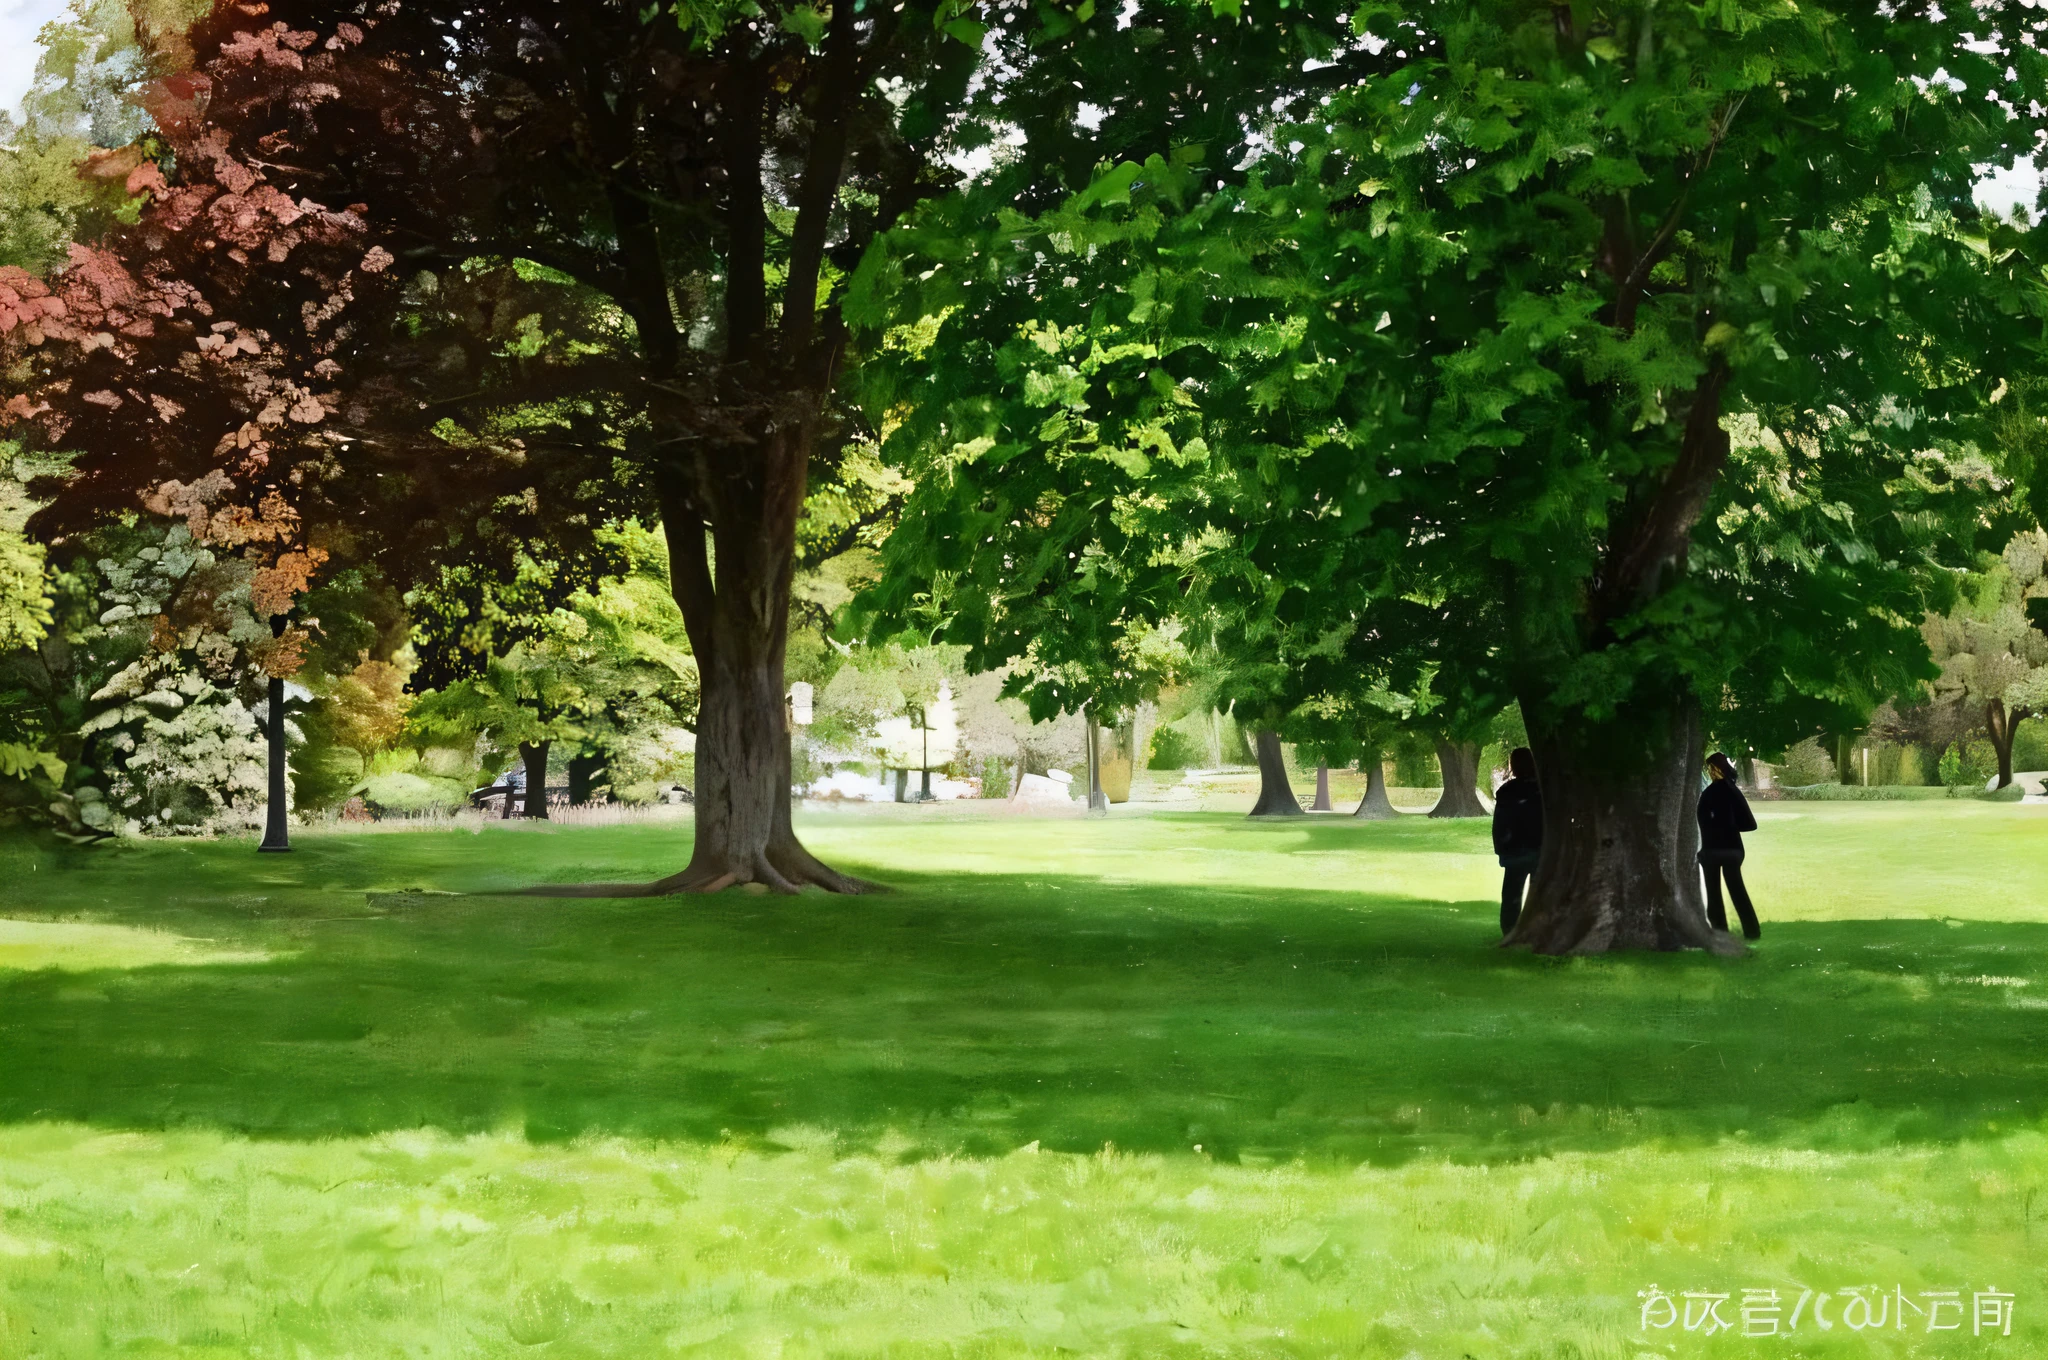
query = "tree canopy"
(860, 0, 2048, 950)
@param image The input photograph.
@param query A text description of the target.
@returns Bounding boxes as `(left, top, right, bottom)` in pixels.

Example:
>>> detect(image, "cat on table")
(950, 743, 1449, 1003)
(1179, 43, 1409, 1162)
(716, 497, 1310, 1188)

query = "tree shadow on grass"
(2, 829, 2044, 1165)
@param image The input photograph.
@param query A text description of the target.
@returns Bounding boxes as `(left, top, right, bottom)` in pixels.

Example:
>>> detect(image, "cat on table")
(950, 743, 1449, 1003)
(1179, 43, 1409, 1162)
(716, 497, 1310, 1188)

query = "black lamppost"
(257, 613, 292, 853)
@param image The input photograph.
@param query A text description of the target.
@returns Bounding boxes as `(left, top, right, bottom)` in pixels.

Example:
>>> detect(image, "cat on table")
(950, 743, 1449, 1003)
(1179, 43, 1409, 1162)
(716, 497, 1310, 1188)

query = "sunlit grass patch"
(0, 919, 273, 973)
(2, 1121, 2046, 1356)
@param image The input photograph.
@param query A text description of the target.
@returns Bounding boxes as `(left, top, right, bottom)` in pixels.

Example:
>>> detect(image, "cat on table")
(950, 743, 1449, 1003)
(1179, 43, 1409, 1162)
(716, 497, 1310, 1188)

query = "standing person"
(1492, 747, 1543, 935)
(1697, 751, 1762, 939)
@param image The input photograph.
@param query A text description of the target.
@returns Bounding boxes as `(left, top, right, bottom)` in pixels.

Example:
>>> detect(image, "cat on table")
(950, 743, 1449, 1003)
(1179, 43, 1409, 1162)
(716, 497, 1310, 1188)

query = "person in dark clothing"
(1697, 751, 1761, 939)
(1492, 747, 1542, 935)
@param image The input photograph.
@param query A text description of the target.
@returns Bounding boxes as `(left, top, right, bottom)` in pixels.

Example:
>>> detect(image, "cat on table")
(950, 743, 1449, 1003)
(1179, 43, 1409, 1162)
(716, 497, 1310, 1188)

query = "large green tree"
(863, 1, 2048, 951)
(13, 0, 1379, 890)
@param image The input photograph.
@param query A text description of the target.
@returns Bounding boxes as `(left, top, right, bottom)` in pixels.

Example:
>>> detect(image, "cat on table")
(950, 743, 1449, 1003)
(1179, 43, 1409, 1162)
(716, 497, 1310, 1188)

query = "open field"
(3, 800, 2048, 1355)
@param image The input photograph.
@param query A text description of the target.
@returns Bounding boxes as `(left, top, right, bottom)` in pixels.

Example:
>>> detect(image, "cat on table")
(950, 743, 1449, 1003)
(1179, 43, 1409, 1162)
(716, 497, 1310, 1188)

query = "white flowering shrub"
(58, 524, 294, 836)
(81, 653, 285, 835)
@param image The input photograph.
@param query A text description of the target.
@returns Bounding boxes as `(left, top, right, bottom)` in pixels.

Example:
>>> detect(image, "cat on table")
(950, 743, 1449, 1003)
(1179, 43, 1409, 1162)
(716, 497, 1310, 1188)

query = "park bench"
(469, 780, 570, 816)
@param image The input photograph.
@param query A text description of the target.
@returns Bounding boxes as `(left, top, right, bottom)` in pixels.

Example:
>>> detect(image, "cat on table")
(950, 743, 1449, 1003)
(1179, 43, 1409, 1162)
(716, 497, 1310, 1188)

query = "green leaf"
(781, 3, 828, 45)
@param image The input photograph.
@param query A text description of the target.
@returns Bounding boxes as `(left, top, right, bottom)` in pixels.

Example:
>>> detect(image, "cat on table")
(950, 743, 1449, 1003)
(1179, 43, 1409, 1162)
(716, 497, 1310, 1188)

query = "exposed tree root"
(514, 840, 881, 898)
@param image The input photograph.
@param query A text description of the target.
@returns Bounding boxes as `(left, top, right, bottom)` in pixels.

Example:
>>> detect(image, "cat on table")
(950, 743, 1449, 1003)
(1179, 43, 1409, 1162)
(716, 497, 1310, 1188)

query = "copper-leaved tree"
(1, 16, 394, 840)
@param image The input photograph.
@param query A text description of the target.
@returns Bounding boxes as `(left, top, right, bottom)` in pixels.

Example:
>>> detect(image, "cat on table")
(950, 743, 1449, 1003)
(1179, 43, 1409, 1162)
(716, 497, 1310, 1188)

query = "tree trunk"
(518, 415, 869, 894)
(519, 740, 551, 820)
(1505, 698, 1734, 956)
(1428, 741, 1488, 818)
(1084, 717, 1108, 813)
(1988, 699, 2018, 789)
(257, 646, 290, 852)
(1311, 763, 1332, 811)
(567, 753, 606, 806)
(1248, 729, 1304, 817)
(1353, 758, 1398, 819)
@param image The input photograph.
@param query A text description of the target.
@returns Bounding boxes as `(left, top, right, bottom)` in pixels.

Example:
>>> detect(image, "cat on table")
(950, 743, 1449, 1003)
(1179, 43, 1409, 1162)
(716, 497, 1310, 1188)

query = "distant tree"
(1924, 529, 2048, 789)
(409, 528, 697, 818)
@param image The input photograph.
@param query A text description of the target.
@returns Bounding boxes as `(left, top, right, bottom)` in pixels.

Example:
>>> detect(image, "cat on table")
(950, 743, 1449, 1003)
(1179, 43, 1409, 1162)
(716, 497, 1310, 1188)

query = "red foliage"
(1, 5, 406, 657)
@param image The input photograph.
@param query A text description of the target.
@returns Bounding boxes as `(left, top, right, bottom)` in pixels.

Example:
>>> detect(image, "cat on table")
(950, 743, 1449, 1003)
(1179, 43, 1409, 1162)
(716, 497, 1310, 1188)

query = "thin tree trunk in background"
(1353, 758, 1398, 819)
(568, 753, 605, 806)
(1988, 699, 2016, 789)
(519, 740, 551, 820)
(1085, 717, 1107, 812)
(1311, 764, 1332, 811)
(1428, 741, 1488, 818)
(1505, 697, 1732, 955)
(1248, 729, 1304, 817)
(257, 624, 290, 852)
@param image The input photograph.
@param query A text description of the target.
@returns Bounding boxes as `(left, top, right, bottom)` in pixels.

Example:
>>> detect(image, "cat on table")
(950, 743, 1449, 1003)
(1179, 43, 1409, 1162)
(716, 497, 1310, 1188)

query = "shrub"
(1894, 744, 1931, 787)
(980, 755, 1012, 796)
(1938, 739, 1996, 789)
(1778, 784, 1949, 801)
(1392, 740, 1440, 788)
(1148, 726, 1199, 770)
(1778, 738, 1837, 787)
(351, 771, 470, 815)
(2013, 717, 2048, 773)
(1967, 782, 2027, 803)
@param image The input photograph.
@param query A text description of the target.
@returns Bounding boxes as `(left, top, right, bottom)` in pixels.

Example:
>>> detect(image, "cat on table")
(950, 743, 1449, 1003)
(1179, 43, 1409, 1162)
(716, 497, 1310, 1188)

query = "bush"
(351, 771, 470, 815)
(980, 755, 1012, 796)
(1778, 784, 1949, 801)
(1969, 782, 2027, 803)
(2013, 717, 2048, 773)
(1778, 738, 1836, 787)
(1392, 741, 1440, 788)
(1147, 726, 1199, 770)
(1938, 739, 1996, 789)
(1894, 744, 1931, 787)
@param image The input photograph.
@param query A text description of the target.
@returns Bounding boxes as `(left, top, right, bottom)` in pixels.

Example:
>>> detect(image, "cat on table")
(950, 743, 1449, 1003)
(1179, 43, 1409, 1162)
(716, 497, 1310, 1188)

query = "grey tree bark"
(1248, 730, 1304, 817)
(1352, 759, 1398, 819)
(1428, 740, 1488, 818)
(1504, 699, 1732, 955)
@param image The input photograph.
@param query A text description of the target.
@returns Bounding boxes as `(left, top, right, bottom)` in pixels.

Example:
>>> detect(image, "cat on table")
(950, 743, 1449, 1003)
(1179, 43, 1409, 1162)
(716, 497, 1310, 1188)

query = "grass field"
(3, 800, 2047, 1355)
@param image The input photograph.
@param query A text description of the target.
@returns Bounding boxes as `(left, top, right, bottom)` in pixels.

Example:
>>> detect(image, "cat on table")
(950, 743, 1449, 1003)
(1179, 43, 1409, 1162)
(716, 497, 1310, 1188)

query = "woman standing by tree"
(1697, 754, 1761, 941)
(1491, 747, 1542, 937)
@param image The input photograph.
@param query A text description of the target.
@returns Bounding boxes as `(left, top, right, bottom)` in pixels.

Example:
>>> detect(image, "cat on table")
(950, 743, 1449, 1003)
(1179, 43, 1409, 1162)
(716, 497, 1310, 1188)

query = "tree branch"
(392, 239, 629, 300)
(719, 58, 769, 365)
(1611, 96, 1744, 334)
(779, 0, 865, 361)
(656, 468, 718, 665)
(1590, 357, 1732, 628)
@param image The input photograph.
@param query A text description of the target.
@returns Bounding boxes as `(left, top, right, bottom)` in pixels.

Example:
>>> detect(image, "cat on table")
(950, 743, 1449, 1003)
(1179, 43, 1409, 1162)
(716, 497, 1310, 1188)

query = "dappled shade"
(4, 817, 2046, 1165)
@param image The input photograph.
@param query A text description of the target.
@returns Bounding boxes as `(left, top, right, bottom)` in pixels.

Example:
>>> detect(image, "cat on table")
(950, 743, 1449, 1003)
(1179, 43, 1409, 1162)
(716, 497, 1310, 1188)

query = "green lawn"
(2, 801, 2046, 1355)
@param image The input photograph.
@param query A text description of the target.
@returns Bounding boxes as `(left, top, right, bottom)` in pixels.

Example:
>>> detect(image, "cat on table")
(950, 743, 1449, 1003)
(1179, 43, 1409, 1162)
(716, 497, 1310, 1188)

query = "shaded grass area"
(3, 808, 2048, 1162)
(5, 804, 2048, 1355)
